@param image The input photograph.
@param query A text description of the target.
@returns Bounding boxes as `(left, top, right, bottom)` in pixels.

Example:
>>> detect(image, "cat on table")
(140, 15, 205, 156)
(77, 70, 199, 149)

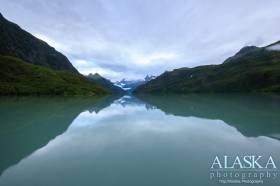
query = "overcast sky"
(0, 0, 279, 81)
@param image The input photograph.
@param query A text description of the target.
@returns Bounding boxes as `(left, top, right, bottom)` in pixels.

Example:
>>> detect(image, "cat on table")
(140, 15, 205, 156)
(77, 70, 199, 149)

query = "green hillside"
(134, 42, 280, 94)
(0, 13, 77, 72)
(0, 55, 109, 96)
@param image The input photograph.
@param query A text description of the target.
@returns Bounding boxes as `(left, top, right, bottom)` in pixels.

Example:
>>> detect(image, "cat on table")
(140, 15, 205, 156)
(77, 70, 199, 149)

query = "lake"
(0, 94, 280, 186)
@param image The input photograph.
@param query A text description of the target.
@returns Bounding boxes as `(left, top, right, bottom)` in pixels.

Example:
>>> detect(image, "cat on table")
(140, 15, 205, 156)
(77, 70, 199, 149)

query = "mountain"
(86, 73, 124, 94)
(0, 13, 109, 96)
(114, 79, 144, 91)
(0, 13, 77, 72)
(134, 41, 280, 94)
(115, 75, 156, 92)
(0, 55, 109, 95)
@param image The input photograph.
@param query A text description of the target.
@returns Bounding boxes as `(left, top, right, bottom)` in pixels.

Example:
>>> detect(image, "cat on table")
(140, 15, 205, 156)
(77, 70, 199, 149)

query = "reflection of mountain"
(114, 95, 156, 110)
(0, 96, 118, 175)
(136, 94, 280, 138)
(114, 95, 143, 107)
(88, 94, 123, 113)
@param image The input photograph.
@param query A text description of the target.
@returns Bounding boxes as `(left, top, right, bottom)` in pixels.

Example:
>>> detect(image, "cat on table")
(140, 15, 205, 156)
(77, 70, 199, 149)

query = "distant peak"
(144, 75, 156, 81)
(223, 45, 260, 64)
(88, 72, 101, 76)
(236, 46, 258, 56)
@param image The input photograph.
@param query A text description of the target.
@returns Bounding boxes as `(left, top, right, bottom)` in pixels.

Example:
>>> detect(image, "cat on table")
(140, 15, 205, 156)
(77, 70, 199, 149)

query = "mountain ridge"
(134, 41, 280, 94)
(0, 13, 78, 72)
(86, 73, 124, 94)
(0, 13, 110, 95)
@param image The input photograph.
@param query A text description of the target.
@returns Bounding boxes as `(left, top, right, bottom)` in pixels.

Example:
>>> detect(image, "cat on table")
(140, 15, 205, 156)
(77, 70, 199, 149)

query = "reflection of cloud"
(2, 99, 280, 186)
(70, 103, 147, 128)
(34, 104, 237, 158)
(8, 101, 280, 162)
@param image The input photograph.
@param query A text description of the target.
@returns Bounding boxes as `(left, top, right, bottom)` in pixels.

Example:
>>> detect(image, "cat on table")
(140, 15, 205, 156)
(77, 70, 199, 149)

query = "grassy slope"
(134, 48, 280, 94)
(0, 55, 110, 95)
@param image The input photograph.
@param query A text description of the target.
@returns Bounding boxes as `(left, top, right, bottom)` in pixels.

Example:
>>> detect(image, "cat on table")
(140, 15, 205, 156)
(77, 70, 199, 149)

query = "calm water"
(0, 94, 280, 186)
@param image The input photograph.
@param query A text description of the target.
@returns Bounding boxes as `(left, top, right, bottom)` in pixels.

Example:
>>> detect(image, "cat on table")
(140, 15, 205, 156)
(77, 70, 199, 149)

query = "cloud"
(35, 34, 72, 53)
(0, 0, 280, 81)
(130, 51, 180, 65)
(267, 44, 280, 51)
(72, 59, 125, 80)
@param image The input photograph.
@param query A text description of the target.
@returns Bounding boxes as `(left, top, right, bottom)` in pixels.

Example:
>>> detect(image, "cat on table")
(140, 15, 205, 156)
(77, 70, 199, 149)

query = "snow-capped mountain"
(114, 79, 144, 91)
(114, 75, 156, 91)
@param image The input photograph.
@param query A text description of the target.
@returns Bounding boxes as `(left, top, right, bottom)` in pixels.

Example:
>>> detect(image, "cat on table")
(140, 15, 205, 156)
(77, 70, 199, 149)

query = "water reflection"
(0, 95, 121, 175)
(137, 94, 280, 139)
(0, 94, 280, 186)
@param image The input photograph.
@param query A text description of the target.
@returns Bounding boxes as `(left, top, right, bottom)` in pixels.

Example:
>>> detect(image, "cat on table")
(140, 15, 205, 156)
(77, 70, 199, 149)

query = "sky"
(0, 0, 280, 81)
